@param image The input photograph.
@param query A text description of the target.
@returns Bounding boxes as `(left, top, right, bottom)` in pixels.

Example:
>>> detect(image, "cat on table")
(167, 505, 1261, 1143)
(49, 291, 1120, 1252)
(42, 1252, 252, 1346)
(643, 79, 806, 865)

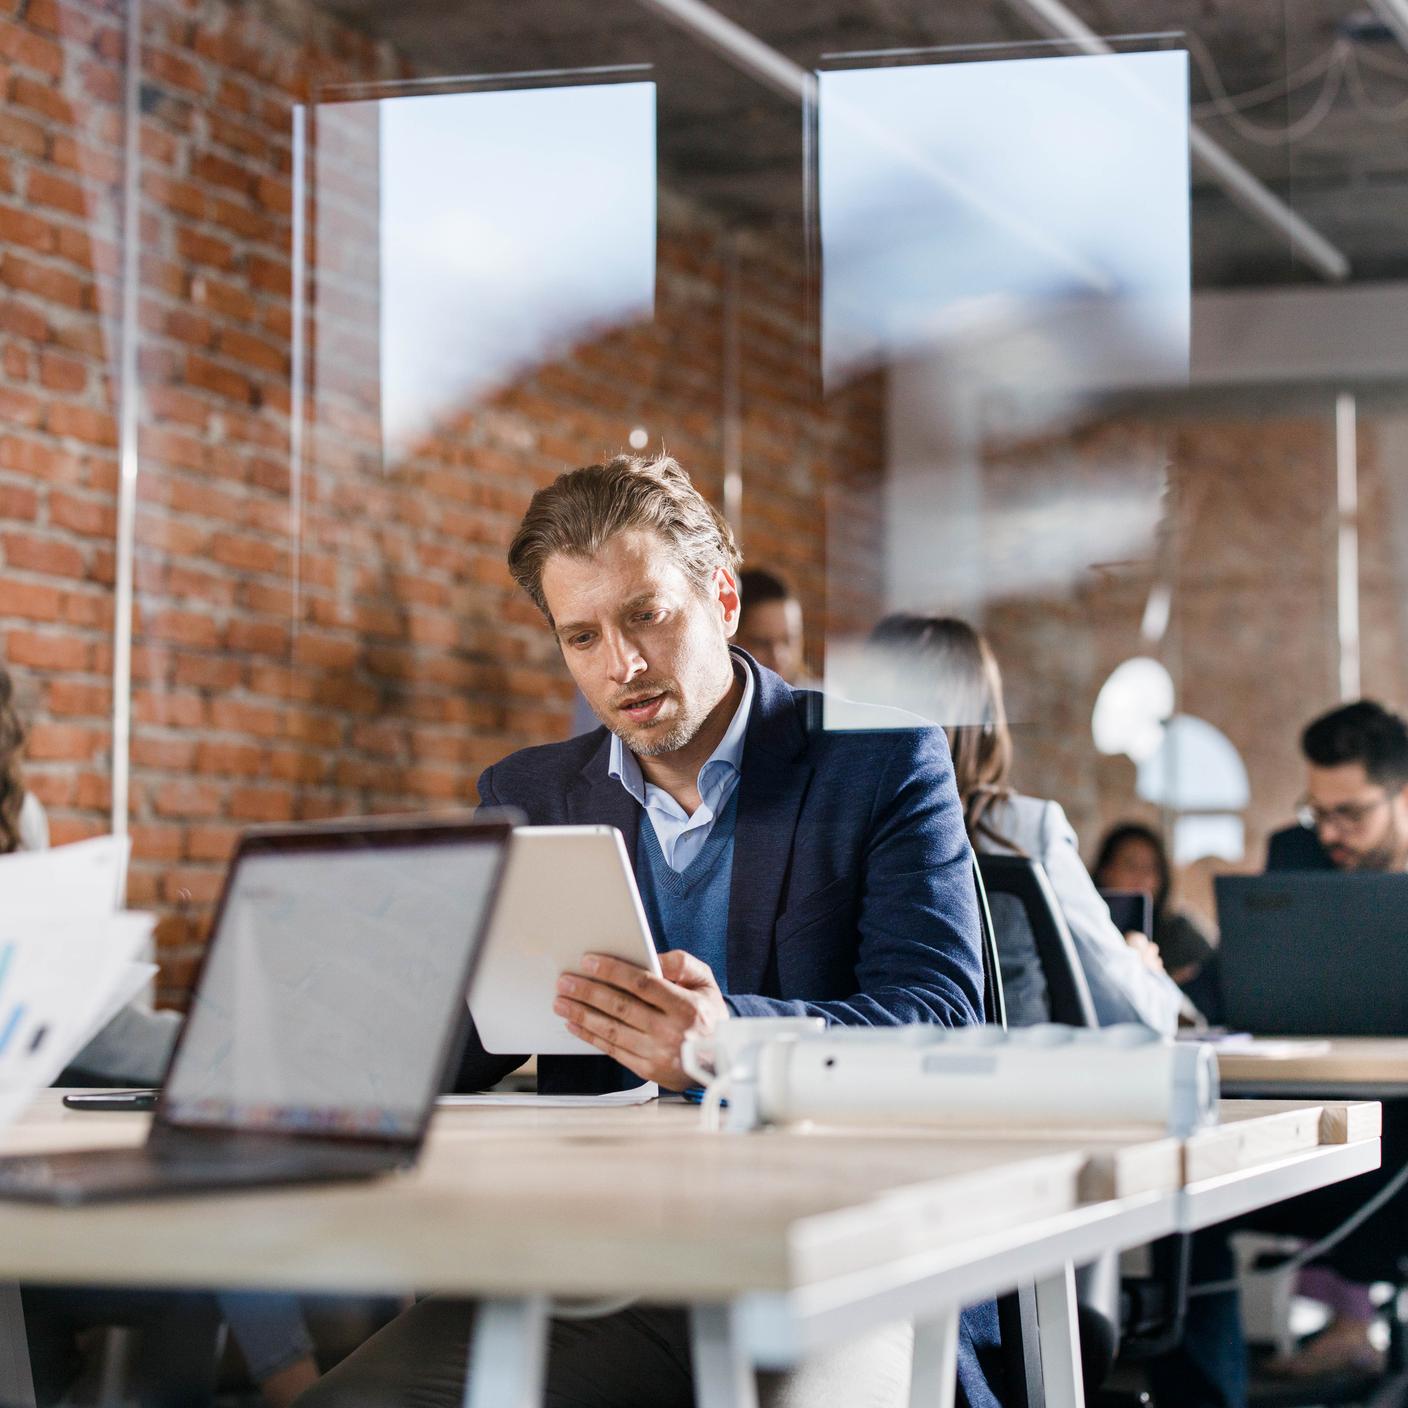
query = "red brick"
(185, 353, 253, 403)
(9, 73, 75, 125)
(26, 169, 86, 218)
(131, 736, 198, 770)
(0, 110, 47, 158)
(39, 350, 86, 392)
(217, 327, 284, 374)
(130, 823, 185, 862)
(3, 532, 84, 577)
(175, 227, 235, 270)
(207, 697, 283, 737)
(185, 823, 242, 862)
(210, 531, 284, 575)
(133, 689, 206, 729)
(0, 578, 63, 620)
(229, 785, 293, 822)
(0, 386, 42, 428)
(173, 654, 241, 690)
(0, 19, 64, 78)
(3, 627, 88, 670)
(46, 403, 117, 446)
(189, 273, 255, 322)
(0, 481, 39, 520)
(0, 204, 56, 252)
(194, 739, 264, 776)
(26, 720, 99, 760)
(44, 679, 110, 715)
(144, 44, 207, 97)
(49, 489, 115, 536)
(152, 779, 222, 818)
(191, 150, 252, 196)
(143, 608, 220, 649)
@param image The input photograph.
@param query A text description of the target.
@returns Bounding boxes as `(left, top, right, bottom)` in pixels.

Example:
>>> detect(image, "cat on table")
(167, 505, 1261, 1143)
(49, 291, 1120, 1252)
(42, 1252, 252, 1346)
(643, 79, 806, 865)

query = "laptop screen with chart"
(161, 822, 505, 1140)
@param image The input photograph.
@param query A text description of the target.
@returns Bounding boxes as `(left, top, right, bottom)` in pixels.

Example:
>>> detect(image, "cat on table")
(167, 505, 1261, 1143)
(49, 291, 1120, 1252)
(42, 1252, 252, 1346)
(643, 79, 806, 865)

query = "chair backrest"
(976, 853, 1099, 1028)
(970, 859, 1007, 1030)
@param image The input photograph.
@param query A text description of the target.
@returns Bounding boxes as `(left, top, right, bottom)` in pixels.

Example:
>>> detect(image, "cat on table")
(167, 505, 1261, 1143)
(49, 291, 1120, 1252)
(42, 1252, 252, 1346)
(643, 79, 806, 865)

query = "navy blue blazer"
(458, 648, 984, 1095)
(461, 651, 1004, 1408)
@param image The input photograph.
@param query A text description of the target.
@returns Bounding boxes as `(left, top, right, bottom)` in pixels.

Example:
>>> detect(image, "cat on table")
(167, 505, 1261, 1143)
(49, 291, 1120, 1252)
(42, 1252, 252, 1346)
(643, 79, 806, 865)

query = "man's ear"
(716, 566, 741, 638)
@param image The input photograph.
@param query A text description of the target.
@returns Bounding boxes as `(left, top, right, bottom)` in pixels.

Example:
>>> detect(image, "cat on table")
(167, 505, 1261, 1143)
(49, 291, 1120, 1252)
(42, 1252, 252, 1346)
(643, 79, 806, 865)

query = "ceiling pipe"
(635, 0, 1113, 293)
(1008, 0, 1351, 282)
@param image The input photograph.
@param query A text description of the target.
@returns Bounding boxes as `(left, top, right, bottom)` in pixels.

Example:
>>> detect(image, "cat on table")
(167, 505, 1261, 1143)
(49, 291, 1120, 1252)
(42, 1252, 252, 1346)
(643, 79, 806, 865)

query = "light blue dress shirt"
(608, 664, 753, 873)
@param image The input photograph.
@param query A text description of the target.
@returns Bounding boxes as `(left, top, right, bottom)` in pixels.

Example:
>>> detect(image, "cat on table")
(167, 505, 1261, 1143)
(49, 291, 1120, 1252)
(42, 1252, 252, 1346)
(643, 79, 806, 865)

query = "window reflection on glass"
(374, 80, 657, 459)
(818, 51, 1190, 395)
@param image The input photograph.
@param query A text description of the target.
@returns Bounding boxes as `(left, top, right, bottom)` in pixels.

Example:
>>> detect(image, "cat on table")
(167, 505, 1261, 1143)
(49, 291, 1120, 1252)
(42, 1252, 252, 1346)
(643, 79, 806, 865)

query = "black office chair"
(977, 852, 1193, 1403)
(976, 854, 1097, 1028)
(970, 860, 1047, 1408)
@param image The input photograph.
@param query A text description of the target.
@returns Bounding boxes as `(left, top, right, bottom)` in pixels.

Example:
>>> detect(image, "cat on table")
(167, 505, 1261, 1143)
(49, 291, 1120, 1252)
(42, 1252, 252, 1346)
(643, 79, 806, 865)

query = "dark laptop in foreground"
(0, 813, 513, 1204)
(1215, 872, 1408, 1037)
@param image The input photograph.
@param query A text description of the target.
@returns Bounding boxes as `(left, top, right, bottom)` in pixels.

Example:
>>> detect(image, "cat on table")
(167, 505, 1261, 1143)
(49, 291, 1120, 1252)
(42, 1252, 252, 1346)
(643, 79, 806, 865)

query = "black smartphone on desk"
(62, 1090, 159, 1112)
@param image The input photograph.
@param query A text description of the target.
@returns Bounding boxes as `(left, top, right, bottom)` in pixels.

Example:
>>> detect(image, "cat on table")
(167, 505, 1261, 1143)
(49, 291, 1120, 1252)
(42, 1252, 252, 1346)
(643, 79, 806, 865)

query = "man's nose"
(604, 631, 647, 683)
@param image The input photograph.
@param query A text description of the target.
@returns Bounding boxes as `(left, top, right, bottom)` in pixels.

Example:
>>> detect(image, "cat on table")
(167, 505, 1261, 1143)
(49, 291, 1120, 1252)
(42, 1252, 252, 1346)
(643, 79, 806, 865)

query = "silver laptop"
(0, 813, 513, 1204)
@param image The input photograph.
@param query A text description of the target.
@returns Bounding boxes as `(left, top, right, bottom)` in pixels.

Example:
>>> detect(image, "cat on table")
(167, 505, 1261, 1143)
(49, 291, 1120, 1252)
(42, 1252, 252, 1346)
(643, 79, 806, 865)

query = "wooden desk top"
(1217, 1038, 1408, 1093)
(0, 1094, 1376, 1302)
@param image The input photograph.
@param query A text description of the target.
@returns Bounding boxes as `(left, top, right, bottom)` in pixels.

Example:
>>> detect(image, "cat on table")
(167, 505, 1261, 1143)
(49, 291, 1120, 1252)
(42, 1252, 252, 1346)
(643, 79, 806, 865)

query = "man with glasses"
(1254, 700, 1408, 1379)
(1153, 700, 1408, 1406)
(1268, 699, 1408, 874)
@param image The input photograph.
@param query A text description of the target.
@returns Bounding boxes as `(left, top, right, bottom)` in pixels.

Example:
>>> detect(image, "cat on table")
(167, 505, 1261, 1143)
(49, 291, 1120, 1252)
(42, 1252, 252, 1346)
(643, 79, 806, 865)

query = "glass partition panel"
(0, 0, 127, 851)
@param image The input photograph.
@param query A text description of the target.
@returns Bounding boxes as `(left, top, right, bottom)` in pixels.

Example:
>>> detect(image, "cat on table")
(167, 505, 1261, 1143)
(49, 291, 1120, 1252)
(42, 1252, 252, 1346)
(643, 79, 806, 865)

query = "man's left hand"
(554, 950, 728, 1090)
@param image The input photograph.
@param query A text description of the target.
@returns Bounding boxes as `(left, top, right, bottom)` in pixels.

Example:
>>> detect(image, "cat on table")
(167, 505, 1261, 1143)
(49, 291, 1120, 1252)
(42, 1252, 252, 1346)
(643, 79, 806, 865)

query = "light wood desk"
(0, 1094, 1382, 1408)
(1217, 1037, 1408, 1099)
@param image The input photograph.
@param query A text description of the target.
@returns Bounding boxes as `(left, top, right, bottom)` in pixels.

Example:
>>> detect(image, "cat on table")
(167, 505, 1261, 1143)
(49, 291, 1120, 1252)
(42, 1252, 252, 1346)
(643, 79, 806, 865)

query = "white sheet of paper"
(437, 1083, 659, 1108)
(0, 913, 156, 1100)
(0, 835, 130, 915)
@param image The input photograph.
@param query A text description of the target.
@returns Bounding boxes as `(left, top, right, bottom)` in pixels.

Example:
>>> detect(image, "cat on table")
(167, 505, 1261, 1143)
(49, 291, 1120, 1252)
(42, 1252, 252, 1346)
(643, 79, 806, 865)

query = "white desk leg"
(1035, 1263, 1085, 1408)
(0, 1282, 36, 1408)
(690, 1304, 760, 1408)
(909, 1310, 959, 1408)
(464, 1296, 549, 1408)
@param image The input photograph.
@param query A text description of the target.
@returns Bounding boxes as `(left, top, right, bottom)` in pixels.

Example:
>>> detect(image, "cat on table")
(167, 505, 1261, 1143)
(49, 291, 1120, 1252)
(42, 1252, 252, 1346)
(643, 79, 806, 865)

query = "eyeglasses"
(1296, 794, 1391, 832)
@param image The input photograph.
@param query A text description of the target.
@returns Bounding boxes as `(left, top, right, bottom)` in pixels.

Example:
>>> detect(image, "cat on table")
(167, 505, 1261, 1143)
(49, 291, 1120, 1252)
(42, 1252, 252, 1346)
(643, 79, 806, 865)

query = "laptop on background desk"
(1215, 872, 1408, 1038)
(0, 813, 513, 1204)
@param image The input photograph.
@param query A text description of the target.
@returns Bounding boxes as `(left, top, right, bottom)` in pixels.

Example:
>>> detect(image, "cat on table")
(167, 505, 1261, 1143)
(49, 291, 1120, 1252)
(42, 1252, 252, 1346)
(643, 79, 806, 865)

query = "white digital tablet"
(468, 826, 661, 1057)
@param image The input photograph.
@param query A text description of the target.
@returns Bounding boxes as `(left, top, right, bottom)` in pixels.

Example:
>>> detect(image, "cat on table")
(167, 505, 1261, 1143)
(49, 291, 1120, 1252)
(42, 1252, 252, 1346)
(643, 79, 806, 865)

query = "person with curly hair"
(0, 662, 50, 855)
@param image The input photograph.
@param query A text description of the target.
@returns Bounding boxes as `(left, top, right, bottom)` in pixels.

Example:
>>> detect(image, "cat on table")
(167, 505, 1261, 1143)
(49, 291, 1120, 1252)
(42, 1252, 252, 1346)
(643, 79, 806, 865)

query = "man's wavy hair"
(508, 454, 742, 625)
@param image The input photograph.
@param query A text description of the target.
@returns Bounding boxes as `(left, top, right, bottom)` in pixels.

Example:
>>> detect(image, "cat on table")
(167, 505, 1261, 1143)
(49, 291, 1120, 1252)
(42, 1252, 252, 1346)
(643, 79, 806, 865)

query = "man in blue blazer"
(303, 453, 1001, 1408)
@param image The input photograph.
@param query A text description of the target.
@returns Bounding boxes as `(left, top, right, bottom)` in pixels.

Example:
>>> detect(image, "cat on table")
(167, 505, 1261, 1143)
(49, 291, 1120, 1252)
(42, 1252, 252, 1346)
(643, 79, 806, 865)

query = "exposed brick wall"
(0, 0, 885, 1002)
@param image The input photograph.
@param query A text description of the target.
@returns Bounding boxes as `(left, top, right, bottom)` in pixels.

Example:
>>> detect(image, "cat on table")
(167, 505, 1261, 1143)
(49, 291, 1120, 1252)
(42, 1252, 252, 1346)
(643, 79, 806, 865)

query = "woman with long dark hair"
(1091, 822, 1215, 987)
(867, 614, 1182, 1033)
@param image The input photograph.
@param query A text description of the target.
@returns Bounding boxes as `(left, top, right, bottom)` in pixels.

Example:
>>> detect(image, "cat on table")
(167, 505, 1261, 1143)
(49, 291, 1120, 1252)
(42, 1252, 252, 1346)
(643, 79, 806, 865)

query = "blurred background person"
(737, 566, 809, 685)
(1091, 822, 1216, 987)
(1, 660, 49, 853)
(867, 615, 1182, 1034)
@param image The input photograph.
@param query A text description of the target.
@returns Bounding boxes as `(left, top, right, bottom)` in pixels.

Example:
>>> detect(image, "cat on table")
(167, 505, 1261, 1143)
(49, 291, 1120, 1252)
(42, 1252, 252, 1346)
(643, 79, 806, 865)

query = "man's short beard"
(613, 714, 699, 757)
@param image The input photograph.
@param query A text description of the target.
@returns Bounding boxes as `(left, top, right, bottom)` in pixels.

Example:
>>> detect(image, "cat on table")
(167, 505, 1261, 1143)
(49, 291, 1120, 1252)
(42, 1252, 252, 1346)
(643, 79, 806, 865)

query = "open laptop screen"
(162, 829, 503, 1139)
